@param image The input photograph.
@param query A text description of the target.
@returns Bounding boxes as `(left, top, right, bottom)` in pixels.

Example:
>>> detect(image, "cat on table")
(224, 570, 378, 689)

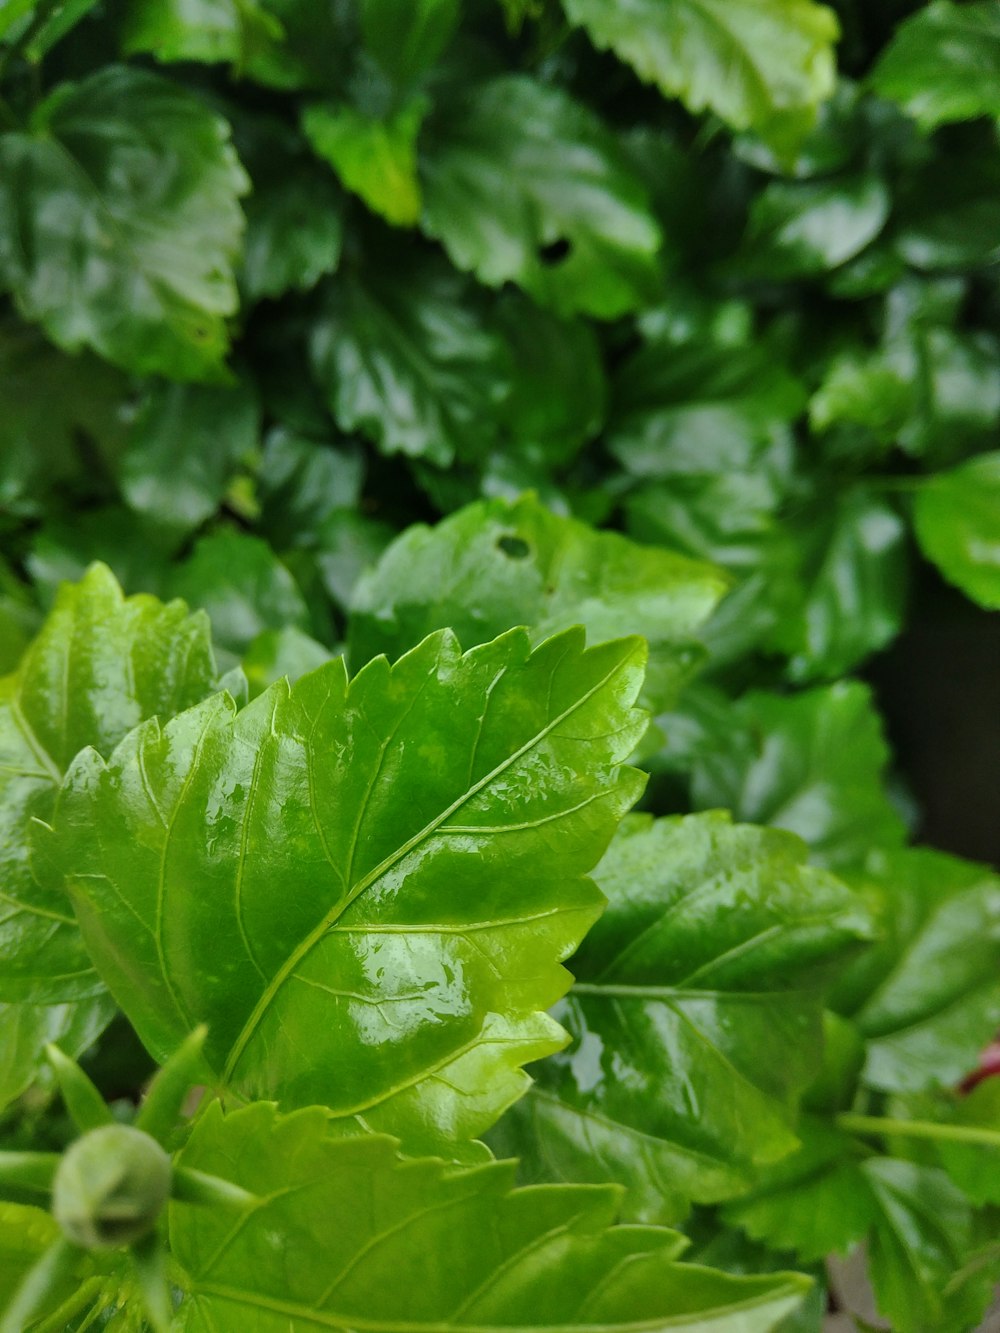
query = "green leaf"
(47, 628, 647, 1152)
(309, 258, 512, 466)
(171, 1101, 812, 1331)
(242, 626, 332, 699)
(122, 0, 284, 67)
(236, 115, 344, 303)
(932, 1080, 1000, 1206)
(256, 429, 363, 549)
(0, 1203, 93, 1318)
(737, 173, 889, 279)
(119, 380, 259, 541)
(722, 1117, 878, 1264)
(870, 1, 1000, 132)
(494, 812, 871, 1223)
(895, 146, 1000, 272)
(359, 0, 459, 87)
(561, 0, 838, 133)
(421, 76, 662, 319)
(0, 319, 127, 520)
(690, 683, 907, 871)
(349, 494, 728, 709)
(0, 993, 115, 1114)
(779, 487, 907, 683)
(832, 848, 1000, 1094)
(303, 96, 427, 226)
(913, 452, 1000, 610)
(0, 67, 249, 380)
(608, 340, 805, 481)
(170, 530, 310, 661)
(0, 564, 219, 1005)
(864, 1158, 977, 1333)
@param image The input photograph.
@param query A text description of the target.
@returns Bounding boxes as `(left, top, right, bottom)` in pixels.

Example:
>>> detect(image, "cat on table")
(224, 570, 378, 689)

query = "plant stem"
(837, 1111, 1000, 1149)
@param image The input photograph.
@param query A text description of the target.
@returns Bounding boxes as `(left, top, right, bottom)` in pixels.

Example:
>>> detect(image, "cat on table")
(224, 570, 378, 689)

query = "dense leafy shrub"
(2, 0, 1000, 1328)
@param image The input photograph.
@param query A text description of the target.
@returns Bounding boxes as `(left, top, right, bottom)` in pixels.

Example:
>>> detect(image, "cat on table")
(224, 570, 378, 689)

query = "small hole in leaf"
(497, 535, 531, 559)
(538, 237, 572, 266)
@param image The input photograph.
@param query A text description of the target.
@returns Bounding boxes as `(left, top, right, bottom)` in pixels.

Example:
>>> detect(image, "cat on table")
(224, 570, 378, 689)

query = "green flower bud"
(52, 1125, 172, 1251)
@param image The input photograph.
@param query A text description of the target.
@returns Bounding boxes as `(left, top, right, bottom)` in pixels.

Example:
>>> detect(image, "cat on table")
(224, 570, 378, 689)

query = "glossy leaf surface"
(304, 98, 427, 227)
(421, 76, 661, 318)
(831, 848, 1000, 1093)
(496, 812, 871, 1222)
(0, 564, 218, 1002)
(172, 1101, 812, 1331)
(562, 0, 838, 132)
(47, 628, 647, 1151)
(870, 1, 1000, 131)
(123, 0, 284, 67)
(0, 67, 249, 379)
(690, 683, 907, 871)
(349, 494, 727, 708)
(913, 452, 1000, 609)
(0, 993, 115, 1113)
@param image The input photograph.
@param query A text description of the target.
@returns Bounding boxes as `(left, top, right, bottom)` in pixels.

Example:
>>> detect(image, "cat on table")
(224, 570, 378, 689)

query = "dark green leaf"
(495, 812, 871, 1223)
(608, 341, 805, 481)
(561, 0, 838, 133)
(865, 1159, 979, 1333)
(119, 380, 259, 541)
(349, 494, 727, 708)
(236, 116, 344, 303)
(737, 173, 889, 279)
(0, 564, 218, 1004)
(0, 319, 126, 520)
(779, 488, 907, 683)
(47, 628, 647, 1152)
(309, 258, 512, 466)
(913, 452, 1000, 609)
(832, 848, 1000, 1094)
(0, 67, 248, 379)
(359, 0, 459, 86)
(170, 530, 310, 661)
(870, 1, 1000, 132)
(171, 1101, 812, 1331)
(256, 429, 363, 549)
(722, 1117, 878, 1264)
(690, 683, 907, 871)
(421, 76, 662, 318)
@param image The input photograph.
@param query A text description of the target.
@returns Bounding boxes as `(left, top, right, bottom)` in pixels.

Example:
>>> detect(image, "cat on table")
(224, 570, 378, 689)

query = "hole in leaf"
(538, 237, 572, 266)
(497, 534, 531, 559)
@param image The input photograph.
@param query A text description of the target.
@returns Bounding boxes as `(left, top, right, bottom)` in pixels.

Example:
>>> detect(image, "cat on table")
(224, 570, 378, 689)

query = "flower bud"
(52, 1125, 172, 1250)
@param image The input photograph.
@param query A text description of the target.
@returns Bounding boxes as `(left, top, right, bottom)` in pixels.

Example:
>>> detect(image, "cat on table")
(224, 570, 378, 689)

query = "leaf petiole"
(836, 1111, 1000, 1149)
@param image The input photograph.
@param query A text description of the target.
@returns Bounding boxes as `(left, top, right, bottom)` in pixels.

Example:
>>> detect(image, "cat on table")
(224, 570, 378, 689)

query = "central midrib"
(221, 650, 634, 1083)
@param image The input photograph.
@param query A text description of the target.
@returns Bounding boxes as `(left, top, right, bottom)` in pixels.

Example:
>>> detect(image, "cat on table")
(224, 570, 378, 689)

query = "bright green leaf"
(690, 683, 907, 871)
(122, 0, 284, 67)
(304, 96, 427, 226)
(495, 812, 871, 1223)
(349, 494, 728, 709)
(913, 452, 1000, 610)
(0, 67, 248, 380)
(421, 76, 662, 319)
(832, 848, 1000, 1094)
(309, 258, 512, 466)
(119, 380, 259, 541)
(0, 993, 115, 1114)
(0, 564, 218, 1005)
(172, 1101, 812, 1332)
(870, 1, 1000, 132)
(932, 1080, 1000, 1206)
(561, 0, 838, 133)
(47, 628, 647, 1152)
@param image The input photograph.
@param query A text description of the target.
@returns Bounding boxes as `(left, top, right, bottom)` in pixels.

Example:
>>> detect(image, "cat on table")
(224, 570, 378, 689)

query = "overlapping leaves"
(45, 624, 647, 1152)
